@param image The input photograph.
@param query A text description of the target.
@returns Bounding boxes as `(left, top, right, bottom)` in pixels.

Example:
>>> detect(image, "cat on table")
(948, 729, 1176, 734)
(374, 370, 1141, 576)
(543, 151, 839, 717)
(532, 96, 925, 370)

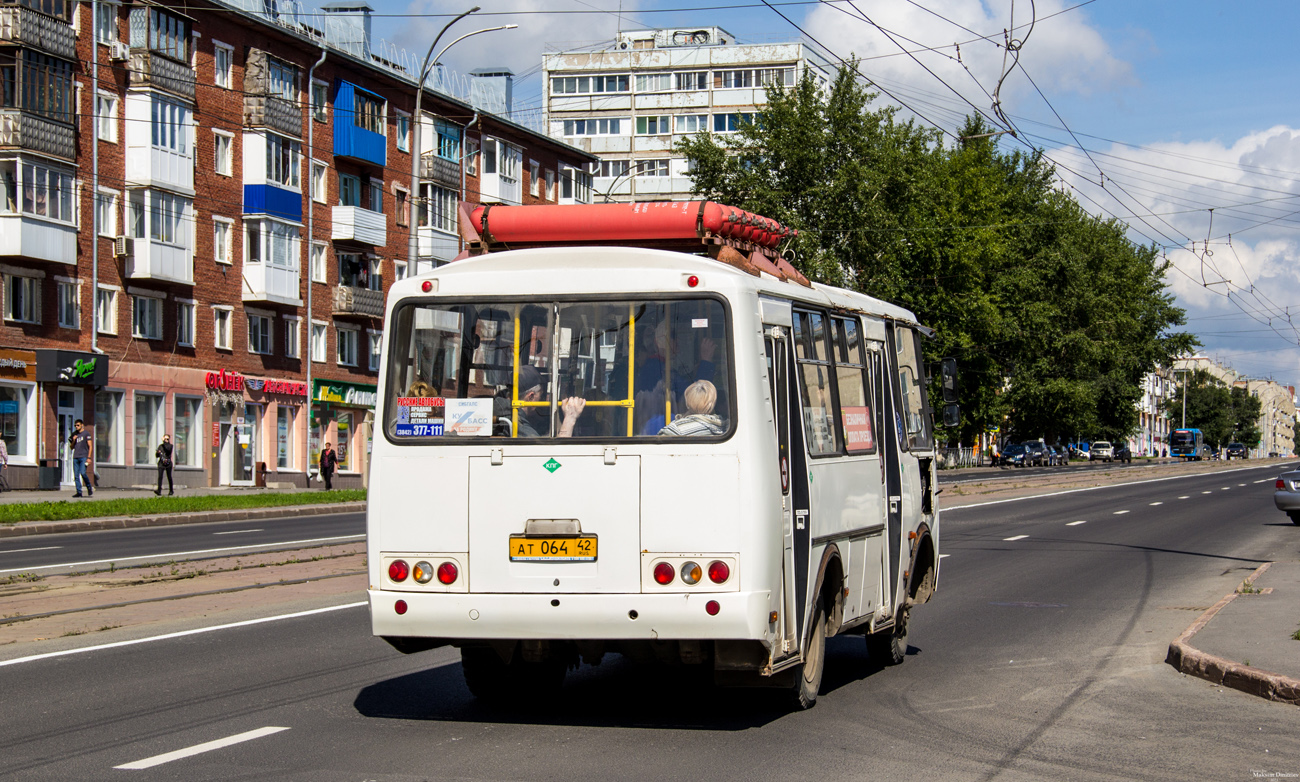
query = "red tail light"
(705, 600, 720, 616)
(436, 561, 459, 585)
(1277, 479, 1286, 489)
(388, 560, 410, 582)
(394, 600, 408, 615)
(653, 562, 675, 585)
(707, 560, 730, 584)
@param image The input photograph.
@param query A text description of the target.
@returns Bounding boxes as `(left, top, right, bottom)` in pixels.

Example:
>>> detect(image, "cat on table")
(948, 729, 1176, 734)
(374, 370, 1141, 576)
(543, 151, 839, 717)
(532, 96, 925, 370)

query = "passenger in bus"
(658, 380, 725, 437)
(513, 365, 585, 438)
(636, 321, 718, 434)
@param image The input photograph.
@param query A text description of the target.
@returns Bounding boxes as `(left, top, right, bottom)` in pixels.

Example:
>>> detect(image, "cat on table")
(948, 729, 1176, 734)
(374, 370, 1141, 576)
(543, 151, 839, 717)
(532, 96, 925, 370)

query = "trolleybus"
(367, 201, 950, 708)
(1170, 428, 1209, 460)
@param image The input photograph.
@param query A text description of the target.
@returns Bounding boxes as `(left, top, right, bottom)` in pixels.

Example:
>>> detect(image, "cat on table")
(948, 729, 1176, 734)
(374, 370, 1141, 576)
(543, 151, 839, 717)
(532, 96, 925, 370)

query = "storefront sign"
(314, 379, 378, 408)
(0, 348, 36, 381)
(35, 350, 108, 386)
(205, 369, 245, 391)
(212, 422, 219, 447)
(246, 378, 309, 397)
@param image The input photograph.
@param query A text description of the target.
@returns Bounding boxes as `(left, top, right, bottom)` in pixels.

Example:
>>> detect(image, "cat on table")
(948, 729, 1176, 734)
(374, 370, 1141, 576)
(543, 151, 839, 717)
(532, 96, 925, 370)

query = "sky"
(352, 0, 1300, 391)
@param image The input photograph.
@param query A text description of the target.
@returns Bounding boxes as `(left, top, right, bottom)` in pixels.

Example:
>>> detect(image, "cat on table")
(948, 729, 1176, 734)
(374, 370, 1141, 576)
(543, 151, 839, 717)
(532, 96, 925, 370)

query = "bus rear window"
(383, 298, 732, 441)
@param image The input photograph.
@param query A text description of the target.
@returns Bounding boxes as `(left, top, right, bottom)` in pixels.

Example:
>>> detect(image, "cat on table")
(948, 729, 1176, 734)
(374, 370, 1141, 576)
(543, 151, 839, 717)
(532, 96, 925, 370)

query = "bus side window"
(894, 326, 933, 450)
(834, 316, 875, 454)
(793, 311, 838, 455)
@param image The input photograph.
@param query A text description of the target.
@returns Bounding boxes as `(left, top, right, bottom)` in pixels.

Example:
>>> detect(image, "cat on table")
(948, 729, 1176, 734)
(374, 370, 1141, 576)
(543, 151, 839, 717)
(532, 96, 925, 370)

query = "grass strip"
(0, 490, 366, 525)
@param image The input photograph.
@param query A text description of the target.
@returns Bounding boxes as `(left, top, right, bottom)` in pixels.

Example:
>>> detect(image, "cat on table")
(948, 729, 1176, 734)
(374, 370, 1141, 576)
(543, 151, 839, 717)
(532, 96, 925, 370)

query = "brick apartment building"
(0, 0, 594, 490)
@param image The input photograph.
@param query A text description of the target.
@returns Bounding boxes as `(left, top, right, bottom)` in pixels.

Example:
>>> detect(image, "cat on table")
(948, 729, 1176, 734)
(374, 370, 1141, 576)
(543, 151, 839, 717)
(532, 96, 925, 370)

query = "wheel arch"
(811, 543, 846, 635)
(906, 523, 938, 606)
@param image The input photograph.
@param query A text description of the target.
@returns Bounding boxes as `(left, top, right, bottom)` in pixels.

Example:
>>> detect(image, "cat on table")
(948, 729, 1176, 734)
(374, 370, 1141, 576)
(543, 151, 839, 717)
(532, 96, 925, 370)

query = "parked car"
(998, 443, 1028, 467)
(1023, 441, 1048, 467)
(1113, 443, 1132, 464)
(1090, 441, 1115, 462)
(1225, 443, 1248, 460)
(1054, 446, 1070, 465)
(1272, 470, 1300, 524)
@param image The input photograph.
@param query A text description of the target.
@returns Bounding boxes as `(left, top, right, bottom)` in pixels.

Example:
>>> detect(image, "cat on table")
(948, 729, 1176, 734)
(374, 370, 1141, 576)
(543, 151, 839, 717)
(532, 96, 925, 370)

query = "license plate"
(508, 535, 597, 562)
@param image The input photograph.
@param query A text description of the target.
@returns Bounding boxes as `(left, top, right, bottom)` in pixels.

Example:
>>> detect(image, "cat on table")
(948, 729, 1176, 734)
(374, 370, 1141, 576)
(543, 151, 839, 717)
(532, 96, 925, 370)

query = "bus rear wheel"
(790, 601, 826, 710)
(867, 608, 909, 666)
(461, 646, 566, 702)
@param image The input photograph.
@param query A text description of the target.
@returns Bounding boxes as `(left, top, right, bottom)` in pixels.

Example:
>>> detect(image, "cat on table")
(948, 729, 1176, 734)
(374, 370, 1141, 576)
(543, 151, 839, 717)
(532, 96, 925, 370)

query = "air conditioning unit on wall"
(109, 42, 130, 61)
(113, 235, 132, 257)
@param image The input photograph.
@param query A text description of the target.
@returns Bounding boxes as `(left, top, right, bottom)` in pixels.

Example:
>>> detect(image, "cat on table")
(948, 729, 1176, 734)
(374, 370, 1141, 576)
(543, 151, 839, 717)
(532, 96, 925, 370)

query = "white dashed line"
(1179, 496, 1190, 499)
(114, 726, 290, 770)
(1221, 487, 1231, 491)
(1254, 479, 1270, 484)
(1239, 483, 1247, 487)
(1066, 521, 1087, 526)
(0, 546, 62, 555)
(1202, 491, 1213, 495)
(1113, 510, 1130, 515)
(1149, 502, 1163, 506)
(1003, 535, 1029, 541)
(212, 529, 264, 536)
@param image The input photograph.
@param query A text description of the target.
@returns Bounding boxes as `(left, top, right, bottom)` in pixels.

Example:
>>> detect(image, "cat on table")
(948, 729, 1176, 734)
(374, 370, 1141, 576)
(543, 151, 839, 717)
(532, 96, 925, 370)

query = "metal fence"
(937, 446, 985, 469)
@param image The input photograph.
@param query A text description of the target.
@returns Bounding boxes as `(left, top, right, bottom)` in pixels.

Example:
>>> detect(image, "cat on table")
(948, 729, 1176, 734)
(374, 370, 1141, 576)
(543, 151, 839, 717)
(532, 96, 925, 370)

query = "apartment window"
(529, 160, 540, 197)
(311, 80, 328, 121)
(714, 69, 754, 88)
(177, 300, 194, 346)
(0, 51, 76, 123)
(635, 159, 669, 177)
(149, 191, 188, 246)
(267, 58, 297, 101)
(396, 111, 410, 152)
(213, 218, 232, 264)
(590, 160, 630, 178)
(367, 178, 382, 213)
(636, 115, 670, 135)
(248, 313, 272, 354)
(151, 97, 190, 153)
(368, 330, 382, 371)
(676, 71, 707, 90)
(675, 114, 707, 133)
(339, 173, 361, 206)
(311, 161, 326, 203)
(133, 392, 163, 466)
(712, 112, 754, 133)
(95, 390, 124, 464)
(245, 219, 300, 269)
(95, 287, 117, 334)
(132, 294, 162, 339)
(635, 73, 672, 92)
(3, 275, 37, 323)
(550, 74, 629, 94)
(265, 133, 301, 188)
(214, 131, 233, 176)
(759, 67, 796, 87)
(95, 1, 117, 43)
(311, 242, 327, 283)
(283, 315, 300, 358)
(338, 252, 366, 288)
(544, 169, 555, 201)
(560, 165, 592, 203)
(395, 187, 408, 227)
(277, 406, 295, 469)
(96, 188, 118, 237)
(213, 43, 232, 89)
(436, 123, 460, 160)
(465, 139, 479, 175)
(393, 260, 408, 281)
(148, 7, 191, 61)
(482, 138, 496, 174)
(174, 396, 201, 467)
(95, 93, 117, 142)
(562, 118, 623, 137)
(310, 322, 327, 362)
(337, 326, 358, 366)
(353, 91, 384, 134)
(56, 280, 77, 328)
(1, 161, 75, 223)
(418, 183, 457, 233)
(213, 306, 232, 350)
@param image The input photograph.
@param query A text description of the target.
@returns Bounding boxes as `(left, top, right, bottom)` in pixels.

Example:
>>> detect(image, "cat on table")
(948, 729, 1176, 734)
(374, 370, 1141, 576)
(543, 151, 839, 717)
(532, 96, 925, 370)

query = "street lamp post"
(407, 10, 517, 272)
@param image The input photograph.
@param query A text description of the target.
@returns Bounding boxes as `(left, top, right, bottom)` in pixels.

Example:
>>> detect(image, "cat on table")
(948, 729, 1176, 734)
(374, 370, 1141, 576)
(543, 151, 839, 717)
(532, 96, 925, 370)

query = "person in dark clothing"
(319, 442, 337, 490)
(68, 419, 93, 497)
(154, 434, 174, 496)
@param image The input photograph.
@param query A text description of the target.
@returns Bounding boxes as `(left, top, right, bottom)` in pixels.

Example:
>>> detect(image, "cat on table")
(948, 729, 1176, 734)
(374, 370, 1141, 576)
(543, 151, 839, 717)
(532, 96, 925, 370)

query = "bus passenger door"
(879, 328, 905, 618)
(765, 330, 799, 658)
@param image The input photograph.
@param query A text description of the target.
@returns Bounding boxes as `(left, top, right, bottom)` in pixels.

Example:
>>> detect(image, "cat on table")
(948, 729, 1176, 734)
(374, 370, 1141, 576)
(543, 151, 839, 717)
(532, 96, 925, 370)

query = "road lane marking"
(1003, 535, 1028, 541)
(1179, 496, 1190, 499)
(114, 727, 290, 770)
(0, 534, 365, 576)
(1067, 521, 1087, 526)
(0, 546, 62, 555)
(1221, 487, 1230, 490)
(212, 529, 264, 535)
(1202, 491, 1212, 495)
(1254, 479, 1270, 484)
(1113, 510, 1130, 515)
(1149, 502, 1163, 506)
(1239, 483, 1247, 487)
(0, 602, 366, 668)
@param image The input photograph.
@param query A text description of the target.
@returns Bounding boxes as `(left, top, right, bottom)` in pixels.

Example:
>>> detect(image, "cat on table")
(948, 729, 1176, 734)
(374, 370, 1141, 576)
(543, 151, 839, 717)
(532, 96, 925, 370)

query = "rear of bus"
(366, 250, 782, 693)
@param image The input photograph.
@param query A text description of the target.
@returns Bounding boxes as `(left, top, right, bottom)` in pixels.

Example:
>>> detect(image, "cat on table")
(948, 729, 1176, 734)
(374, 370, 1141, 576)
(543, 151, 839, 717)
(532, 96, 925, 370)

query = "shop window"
(133, 392, 163, 466)
(174, 396, 201, 467)
(277, 406, 294, 469)
(336, 411, 353, 470)
(95, 389, 123, 464)
(0, 383, 31, 460)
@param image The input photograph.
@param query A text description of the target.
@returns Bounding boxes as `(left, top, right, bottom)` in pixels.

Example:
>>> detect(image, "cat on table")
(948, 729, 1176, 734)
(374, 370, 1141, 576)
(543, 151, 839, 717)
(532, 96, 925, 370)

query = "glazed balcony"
(331, 205, 386, 246)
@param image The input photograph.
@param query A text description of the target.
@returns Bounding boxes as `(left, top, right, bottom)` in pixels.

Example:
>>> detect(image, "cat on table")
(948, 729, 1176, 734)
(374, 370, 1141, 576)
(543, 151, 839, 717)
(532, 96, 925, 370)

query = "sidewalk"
(1166, 560, 1300, 706)
(0, 482, 336, 505)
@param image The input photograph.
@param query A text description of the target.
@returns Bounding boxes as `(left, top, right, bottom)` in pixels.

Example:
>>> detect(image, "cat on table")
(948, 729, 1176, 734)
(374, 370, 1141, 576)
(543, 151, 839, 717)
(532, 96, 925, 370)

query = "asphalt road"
(2, 463, 1299, 780)
(0, 511, 365, 575)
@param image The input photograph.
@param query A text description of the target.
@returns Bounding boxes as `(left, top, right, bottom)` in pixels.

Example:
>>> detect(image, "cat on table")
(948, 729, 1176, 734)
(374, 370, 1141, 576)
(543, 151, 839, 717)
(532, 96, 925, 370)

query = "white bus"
(368, 203, 945, 708)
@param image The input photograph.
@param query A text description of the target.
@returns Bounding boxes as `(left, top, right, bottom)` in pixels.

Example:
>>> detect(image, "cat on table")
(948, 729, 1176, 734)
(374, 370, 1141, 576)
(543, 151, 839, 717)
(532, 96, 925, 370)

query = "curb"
(1165, 562, 1300, 706)
(0, 501, 368, 538)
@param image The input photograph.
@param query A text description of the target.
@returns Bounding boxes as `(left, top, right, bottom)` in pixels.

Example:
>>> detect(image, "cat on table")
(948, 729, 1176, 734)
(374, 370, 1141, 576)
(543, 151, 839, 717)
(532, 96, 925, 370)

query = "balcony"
(242, 262, 301, 306)
(331, 205, 386, 246)
(128, 50, 196, 102)
(0, 214, 75, 264)
(333, 81, 387, 167)
(124, 238, 193, 285)
(0, 110, 75, 161)
(421, 152, 461, 188)
(417, 228, 458, 263)
(242, 49, 302, 138)
(0, 5, 76, 59)
(332, 285, 384, 318)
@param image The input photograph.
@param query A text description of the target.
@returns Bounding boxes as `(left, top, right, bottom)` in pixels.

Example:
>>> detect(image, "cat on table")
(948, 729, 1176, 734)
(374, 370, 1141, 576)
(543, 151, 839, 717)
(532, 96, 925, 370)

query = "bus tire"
(790, 601, 826, 710)
(867, 608, 909, 666)
(461, 647, 511, 702)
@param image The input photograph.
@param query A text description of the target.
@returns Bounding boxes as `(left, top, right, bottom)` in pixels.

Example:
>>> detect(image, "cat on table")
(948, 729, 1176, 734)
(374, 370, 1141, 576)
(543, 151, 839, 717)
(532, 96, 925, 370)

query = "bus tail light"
(653, 562, 675, 585)
(412, 561, 434, 584)
(707, 560, 730, 584)
(437, 562, 459, 585)
(680, 561, 702, 585)
(395, 600, 408, 615)
(705, 600, 720, 616)
(388, 560, 410, 582)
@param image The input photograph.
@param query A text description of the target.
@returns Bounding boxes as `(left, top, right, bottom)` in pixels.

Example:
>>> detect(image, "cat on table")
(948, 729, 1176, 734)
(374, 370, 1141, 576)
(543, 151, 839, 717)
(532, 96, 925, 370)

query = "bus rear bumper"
(370, 589, 774, 643)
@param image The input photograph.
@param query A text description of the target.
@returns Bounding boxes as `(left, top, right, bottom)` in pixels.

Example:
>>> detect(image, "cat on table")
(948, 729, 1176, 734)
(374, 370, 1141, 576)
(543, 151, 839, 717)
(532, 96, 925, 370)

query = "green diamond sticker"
(543, 458, 562, 473)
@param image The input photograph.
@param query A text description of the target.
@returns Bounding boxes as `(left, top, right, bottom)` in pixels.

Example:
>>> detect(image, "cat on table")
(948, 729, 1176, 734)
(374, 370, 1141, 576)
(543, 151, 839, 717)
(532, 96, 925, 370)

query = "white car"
(1090, 441, 1114, 462)
(1273, 471, 1300, 525)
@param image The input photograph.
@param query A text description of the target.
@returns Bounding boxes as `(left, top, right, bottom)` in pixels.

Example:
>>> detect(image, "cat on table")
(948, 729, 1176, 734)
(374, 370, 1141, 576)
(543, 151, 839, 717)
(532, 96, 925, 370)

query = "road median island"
(0, 542, 366, 650)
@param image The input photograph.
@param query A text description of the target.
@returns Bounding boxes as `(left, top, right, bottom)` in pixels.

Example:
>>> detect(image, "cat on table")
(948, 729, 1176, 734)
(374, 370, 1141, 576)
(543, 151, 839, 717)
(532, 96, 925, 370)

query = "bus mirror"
(942, 403, 960, 429)
(940, 358, 958, 403)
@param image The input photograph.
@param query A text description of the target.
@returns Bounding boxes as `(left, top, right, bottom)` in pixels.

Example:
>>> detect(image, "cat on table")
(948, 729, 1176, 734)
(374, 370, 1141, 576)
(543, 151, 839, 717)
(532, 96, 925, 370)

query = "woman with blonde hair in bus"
(658, 379, 725, 437)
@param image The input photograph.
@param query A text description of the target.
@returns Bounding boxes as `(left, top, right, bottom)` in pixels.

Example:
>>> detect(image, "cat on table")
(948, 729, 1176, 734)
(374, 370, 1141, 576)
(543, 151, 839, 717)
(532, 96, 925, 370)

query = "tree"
(1162, 370, 1262, 449)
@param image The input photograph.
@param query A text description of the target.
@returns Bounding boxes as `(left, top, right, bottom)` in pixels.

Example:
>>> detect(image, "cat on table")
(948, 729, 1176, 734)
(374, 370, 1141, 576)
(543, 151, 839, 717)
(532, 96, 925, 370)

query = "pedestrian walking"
(154, 434, 174, 496)
(319, 442, 337, 490)
(68, 419, 93, 497)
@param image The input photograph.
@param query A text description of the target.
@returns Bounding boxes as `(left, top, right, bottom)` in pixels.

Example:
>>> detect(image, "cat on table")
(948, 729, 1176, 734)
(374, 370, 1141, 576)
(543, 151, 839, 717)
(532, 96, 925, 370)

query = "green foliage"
(1161, 370, 1262, 449)
(0, 490, 367, 525)
(677, 68, 1196, 444)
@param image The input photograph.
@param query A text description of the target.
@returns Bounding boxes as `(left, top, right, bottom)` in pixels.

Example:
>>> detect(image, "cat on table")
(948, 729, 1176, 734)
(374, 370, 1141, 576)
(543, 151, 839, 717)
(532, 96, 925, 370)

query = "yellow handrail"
(511, 313, 520, 438)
